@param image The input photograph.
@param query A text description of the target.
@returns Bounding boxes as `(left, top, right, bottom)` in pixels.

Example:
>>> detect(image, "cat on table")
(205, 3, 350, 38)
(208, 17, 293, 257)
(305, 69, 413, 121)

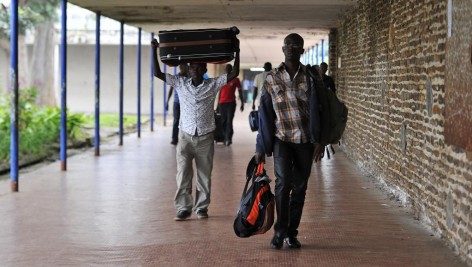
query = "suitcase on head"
(158, 27, 240, 67)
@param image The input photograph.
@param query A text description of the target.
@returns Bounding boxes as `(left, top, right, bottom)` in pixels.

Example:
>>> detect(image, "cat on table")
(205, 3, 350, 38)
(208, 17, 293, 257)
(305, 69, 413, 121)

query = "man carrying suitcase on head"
(151, 37, 240, 221)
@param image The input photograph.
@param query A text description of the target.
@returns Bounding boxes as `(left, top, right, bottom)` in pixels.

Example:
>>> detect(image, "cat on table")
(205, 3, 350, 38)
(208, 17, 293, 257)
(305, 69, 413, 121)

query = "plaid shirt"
(262, 63, 310, 143)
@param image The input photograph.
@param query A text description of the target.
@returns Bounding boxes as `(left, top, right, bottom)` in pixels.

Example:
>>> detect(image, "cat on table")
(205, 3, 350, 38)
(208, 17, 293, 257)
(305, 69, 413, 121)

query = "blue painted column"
(137, 28, 142, 138)
(321, 39, 325, 63)
(119, 21, 124, 146)
(10, 0, 19, 192)
(150, 32, 155, 132)
(60, 0, 68, 171)
(163, 64, 167, 127)
(315, 44, 319, 65)
(94, 12, 101, 156)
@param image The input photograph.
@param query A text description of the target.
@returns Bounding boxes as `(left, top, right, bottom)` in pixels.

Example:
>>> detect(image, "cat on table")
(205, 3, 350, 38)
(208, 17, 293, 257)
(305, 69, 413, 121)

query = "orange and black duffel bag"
(234, 156, 275, 238)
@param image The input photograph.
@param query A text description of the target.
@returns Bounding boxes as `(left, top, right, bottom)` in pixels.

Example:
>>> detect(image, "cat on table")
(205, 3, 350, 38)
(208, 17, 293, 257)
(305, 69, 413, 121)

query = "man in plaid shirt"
(255, 33, 324, 249)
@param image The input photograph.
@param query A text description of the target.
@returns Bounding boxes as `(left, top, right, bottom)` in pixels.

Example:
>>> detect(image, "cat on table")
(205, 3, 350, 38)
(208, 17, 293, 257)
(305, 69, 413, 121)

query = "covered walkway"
(0, 112, 466, 266)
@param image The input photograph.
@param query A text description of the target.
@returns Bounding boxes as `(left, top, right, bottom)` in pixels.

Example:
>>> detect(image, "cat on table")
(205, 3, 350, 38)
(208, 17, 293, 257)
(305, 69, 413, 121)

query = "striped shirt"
(166, 73, 227, 136)
(262, 63, 310, 143)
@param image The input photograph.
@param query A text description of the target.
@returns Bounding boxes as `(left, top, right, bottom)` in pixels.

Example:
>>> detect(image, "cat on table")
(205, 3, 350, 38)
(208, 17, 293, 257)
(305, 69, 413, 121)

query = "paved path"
(0, 110, 466, 266)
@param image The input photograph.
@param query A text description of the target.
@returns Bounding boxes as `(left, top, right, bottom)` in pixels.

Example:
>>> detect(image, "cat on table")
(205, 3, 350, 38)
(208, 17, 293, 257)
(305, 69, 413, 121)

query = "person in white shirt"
(151, 38, 240, 221)
(252, 62, 272, 110)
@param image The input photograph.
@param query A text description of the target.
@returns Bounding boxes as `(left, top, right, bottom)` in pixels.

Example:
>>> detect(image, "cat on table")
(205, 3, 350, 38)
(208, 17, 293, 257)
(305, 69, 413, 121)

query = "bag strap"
(240, 162, 265, 200)
(306, 64, 313, 95)
(255, 163, 264, 177)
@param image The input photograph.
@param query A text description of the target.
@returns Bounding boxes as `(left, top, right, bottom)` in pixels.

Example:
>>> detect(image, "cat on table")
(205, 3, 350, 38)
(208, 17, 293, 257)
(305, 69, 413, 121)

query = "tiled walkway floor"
(0, 111, 467, 266)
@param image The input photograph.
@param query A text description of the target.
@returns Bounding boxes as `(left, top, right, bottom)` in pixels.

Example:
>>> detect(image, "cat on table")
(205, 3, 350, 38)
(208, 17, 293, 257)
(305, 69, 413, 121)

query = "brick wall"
(334, 0, 471, 264)
(328, 29, 337, 78)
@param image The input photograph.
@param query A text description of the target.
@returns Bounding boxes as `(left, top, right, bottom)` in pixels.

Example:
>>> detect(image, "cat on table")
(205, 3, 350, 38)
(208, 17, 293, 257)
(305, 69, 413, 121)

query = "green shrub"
(0, 88, 87, 161)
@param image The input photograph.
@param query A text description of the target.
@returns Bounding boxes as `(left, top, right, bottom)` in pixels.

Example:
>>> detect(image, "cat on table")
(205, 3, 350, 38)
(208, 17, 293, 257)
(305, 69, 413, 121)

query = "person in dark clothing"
(166, 63, 189, 145)
(218, 64, 244, 146)
(255, 33, 324, 250)
(320, 62, 336, 93)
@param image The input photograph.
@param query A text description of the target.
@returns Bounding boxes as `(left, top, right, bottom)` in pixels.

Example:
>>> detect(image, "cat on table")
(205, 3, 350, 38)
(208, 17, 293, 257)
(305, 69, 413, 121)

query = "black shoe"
(174, 210, 191, 221)
(284, 236, 301, 248)
(226, 140, 232, 146)
(170, 141, 178, 145)
(270, 233, 285, 249)
(196, 210, 208, 219)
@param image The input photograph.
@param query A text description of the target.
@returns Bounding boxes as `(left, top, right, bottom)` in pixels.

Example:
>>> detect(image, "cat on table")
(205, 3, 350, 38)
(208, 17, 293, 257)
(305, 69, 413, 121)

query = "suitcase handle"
(230, 26, 240, 35)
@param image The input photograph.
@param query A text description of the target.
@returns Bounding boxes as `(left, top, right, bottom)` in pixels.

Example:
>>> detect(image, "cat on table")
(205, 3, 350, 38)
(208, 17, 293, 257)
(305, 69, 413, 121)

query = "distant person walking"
(218, 64, 244, 146)
(252, 62, 272, 110)
(320, 62, 336, 93)
(166, 63, 189, 145)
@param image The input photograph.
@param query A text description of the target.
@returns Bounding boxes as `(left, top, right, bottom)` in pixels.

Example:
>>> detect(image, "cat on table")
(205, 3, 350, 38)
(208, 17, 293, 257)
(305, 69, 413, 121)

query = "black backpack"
(306, 65, 348, 147)
(233, 156, 275, 238)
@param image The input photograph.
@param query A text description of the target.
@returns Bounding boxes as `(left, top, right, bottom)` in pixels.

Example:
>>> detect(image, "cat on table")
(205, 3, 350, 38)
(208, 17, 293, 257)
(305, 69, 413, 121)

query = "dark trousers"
(273, 138, 314, 237)
(172, 102, 180, 143)
(219, 101, 236, 142)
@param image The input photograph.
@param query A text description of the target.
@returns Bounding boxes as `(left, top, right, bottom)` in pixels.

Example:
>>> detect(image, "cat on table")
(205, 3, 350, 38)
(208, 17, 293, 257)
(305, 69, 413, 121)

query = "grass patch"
(82, 113, 147, 128)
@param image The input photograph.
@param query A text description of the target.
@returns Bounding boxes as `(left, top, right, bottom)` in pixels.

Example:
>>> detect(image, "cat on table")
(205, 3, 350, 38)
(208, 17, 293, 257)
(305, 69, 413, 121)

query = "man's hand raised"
(151, 39, 159, 51)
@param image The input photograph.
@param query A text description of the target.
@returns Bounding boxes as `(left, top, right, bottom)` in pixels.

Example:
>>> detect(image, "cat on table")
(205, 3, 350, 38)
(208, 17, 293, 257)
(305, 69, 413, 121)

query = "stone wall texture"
(334, 0, 471, 264)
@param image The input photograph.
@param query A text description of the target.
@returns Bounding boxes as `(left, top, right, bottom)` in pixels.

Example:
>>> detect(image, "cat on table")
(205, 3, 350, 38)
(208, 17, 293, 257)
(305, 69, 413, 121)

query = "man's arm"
(255, 90, 275, 164)
(329, 77, 337, 94)
(252, 87, 258, 111)
(151, 39, 166, 81)
(166, 87, 174, 111)
(227, 39, 240, 82)
(307, 67, 327, 162)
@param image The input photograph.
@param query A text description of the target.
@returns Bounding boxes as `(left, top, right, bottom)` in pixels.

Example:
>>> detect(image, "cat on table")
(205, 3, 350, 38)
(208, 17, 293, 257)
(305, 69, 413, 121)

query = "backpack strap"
(241, 162, 265, 200)
(255, 163, 264, 177)
(305, 64, 313, 95)
(305, 65, 322, 145)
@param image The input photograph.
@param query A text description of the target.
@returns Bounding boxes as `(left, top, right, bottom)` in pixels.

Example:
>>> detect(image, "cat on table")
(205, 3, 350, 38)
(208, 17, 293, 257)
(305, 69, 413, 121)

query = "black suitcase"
(159, 27, 240, 66)
(214, 111, 224, 143)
